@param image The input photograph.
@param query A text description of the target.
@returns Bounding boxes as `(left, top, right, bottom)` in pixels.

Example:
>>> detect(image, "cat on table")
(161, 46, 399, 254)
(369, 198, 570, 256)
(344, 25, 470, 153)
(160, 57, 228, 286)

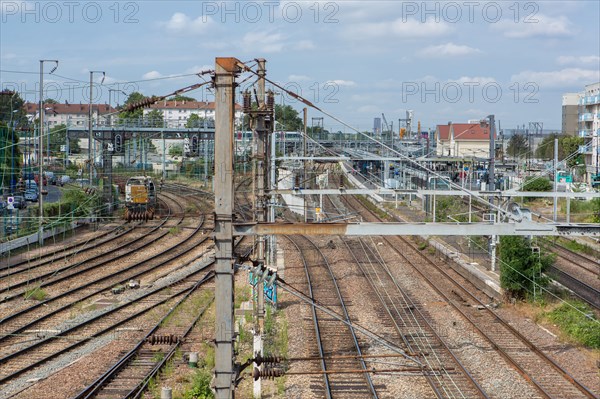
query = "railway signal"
(191, 134, 199, 155)
(114, 134, 123, 153)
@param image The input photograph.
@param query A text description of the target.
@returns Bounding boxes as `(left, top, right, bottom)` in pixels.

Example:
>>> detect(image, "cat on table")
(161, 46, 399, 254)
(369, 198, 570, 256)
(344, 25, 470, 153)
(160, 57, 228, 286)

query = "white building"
(143, 100, 243, 128)
(562, 93, 580, 136)
(578, 82, 600, 180)
(23, 103, 116, 127)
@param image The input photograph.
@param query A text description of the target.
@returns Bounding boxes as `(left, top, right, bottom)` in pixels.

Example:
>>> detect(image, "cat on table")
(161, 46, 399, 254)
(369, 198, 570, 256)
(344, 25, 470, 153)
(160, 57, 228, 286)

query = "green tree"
(560, 136, 584, 168)
(0, 90, 28, 129)
(506, 134, 528, 159)
(186, 113, 206, 128)
(521, 176, 552, 192)
(535, 134, 559, 160)
(173, 95, 196, 102)
(119, 92, 147, 120)
(48, 124, 81, 154)
(43, 98, 59, 104)
(0, 125, 22, 187)
(536, 134, 583, 167)
(145, 109, 164, 127)
(274, 104, 302, 131)
(499, 236, 554, 300)
(169, 144, 183, 157)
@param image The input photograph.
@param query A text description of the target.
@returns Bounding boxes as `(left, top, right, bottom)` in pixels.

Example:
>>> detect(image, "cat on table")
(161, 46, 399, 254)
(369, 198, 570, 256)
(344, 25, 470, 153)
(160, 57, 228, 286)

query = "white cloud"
(349, 18, 453, 39)
(142, 71, 163, 80)
(492, 14, 573, 38)
(511, 68, 600, 88)
(288, 74, 311, 82)
(185, 65, 213, 74)
(557, 55, 600, 65)
(294, 40, 315, 50)
(326, 79, 356, 87)
(418, 43, 481, 58)
(450, 76, 497, 85)
(241, 31, 285, 53)
(160, 12, 213, 35)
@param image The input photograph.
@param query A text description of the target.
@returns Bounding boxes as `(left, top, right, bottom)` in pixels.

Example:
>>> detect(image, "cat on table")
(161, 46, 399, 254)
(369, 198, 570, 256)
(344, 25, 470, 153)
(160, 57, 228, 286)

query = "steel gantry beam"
(233, 222, 600, 237)
(268, 188, 600, 199)
(213, 57, 239, 399)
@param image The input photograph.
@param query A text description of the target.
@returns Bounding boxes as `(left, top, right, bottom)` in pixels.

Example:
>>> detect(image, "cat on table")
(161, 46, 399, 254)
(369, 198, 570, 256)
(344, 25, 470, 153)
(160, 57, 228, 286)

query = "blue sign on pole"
(249, 271, 278, 307)
(264, 283, 277, 307)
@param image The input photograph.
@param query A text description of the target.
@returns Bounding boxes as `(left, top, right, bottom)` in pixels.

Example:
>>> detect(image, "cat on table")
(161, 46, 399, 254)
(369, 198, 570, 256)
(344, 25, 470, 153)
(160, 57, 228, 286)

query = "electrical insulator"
(243, 91, 251, 113)
(254, 354, 283, 366)
(123, 96, 160, 113)
(266, 90, 275, 112)
(253, 367, 284, 381)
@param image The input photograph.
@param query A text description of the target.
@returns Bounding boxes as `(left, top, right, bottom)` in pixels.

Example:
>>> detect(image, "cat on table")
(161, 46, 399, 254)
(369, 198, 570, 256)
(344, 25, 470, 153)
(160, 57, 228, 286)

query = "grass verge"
(542, 301, 600, 349)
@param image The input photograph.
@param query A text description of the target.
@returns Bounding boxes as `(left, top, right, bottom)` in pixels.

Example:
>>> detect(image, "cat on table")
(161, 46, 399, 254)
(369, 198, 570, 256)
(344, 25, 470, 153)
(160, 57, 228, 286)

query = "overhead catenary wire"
(237, 63, 517, 221)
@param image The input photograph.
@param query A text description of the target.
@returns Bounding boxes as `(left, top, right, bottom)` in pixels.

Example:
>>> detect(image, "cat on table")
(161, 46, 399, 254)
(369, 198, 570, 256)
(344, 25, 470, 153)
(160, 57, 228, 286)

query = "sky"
(1, 0, 599, 132)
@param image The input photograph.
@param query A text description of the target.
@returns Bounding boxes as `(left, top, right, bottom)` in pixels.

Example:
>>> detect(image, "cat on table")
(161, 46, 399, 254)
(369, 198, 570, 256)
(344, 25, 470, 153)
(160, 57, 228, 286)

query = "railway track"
(72, 272, 214, 399)
(286, 234, 380, 399)
(343, 193, 597, 398)
(0, 192, 188, 324)
(0, 191, 216, 394)
(320, 191, 486, 398)
(340, 236, 488, 399)
(547, 266, 600, 308)
(0, 265, 214, 398)
(0, 192, 211, 350)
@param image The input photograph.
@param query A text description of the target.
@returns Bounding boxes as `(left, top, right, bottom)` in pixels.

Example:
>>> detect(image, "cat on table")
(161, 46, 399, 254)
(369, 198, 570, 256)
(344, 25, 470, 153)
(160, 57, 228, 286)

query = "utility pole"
(253, 59, 269, 399)
(553, 137, 558, 222)
(483, 115, 497, 272)
(38, 59, 58, 245)
(89, 70, 105, 184)
(213, 57, 239, 399)
(303, 107, 308, 222)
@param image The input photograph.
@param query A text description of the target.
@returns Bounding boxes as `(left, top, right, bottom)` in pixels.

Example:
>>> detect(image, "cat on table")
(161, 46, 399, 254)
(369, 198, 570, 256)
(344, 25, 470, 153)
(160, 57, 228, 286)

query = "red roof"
(436, 123, 494, 141)
(24, 103, 116, 115)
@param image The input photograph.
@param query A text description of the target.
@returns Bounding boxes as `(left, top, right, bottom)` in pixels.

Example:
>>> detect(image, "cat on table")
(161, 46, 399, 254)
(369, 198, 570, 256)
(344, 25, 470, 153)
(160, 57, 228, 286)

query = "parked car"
(59, 175, 70, 186)
(13, 195, 27, 209)
(25, 189, 39, 201)
(23, 180, 38, 195)
(45, 171, 55, 184)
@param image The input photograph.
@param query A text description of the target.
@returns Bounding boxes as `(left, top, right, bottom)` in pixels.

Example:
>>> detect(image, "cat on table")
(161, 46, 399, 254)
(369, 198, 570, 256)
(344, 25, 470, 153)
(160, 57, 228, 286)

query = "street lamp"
(39, 59, 58, 245)
(89, 70, 105, 183)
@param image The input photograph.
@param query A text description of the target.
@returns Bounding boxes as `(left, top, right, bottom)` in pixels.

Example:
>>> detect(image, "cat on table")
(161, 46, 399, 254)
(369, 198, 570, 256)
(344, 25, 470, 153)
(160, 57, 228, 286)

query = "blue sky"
(1, 1, 599, 132)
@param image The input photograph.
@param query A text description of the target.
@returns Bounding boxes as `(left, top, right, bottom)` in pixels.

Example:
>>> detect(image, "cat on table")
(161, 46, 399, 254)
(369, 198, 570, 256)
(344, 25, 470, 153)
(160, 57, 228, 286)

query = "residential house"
(23, 103, 116, 127)
(144, 100, 243, 128)
(435, 122, 494, 158)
